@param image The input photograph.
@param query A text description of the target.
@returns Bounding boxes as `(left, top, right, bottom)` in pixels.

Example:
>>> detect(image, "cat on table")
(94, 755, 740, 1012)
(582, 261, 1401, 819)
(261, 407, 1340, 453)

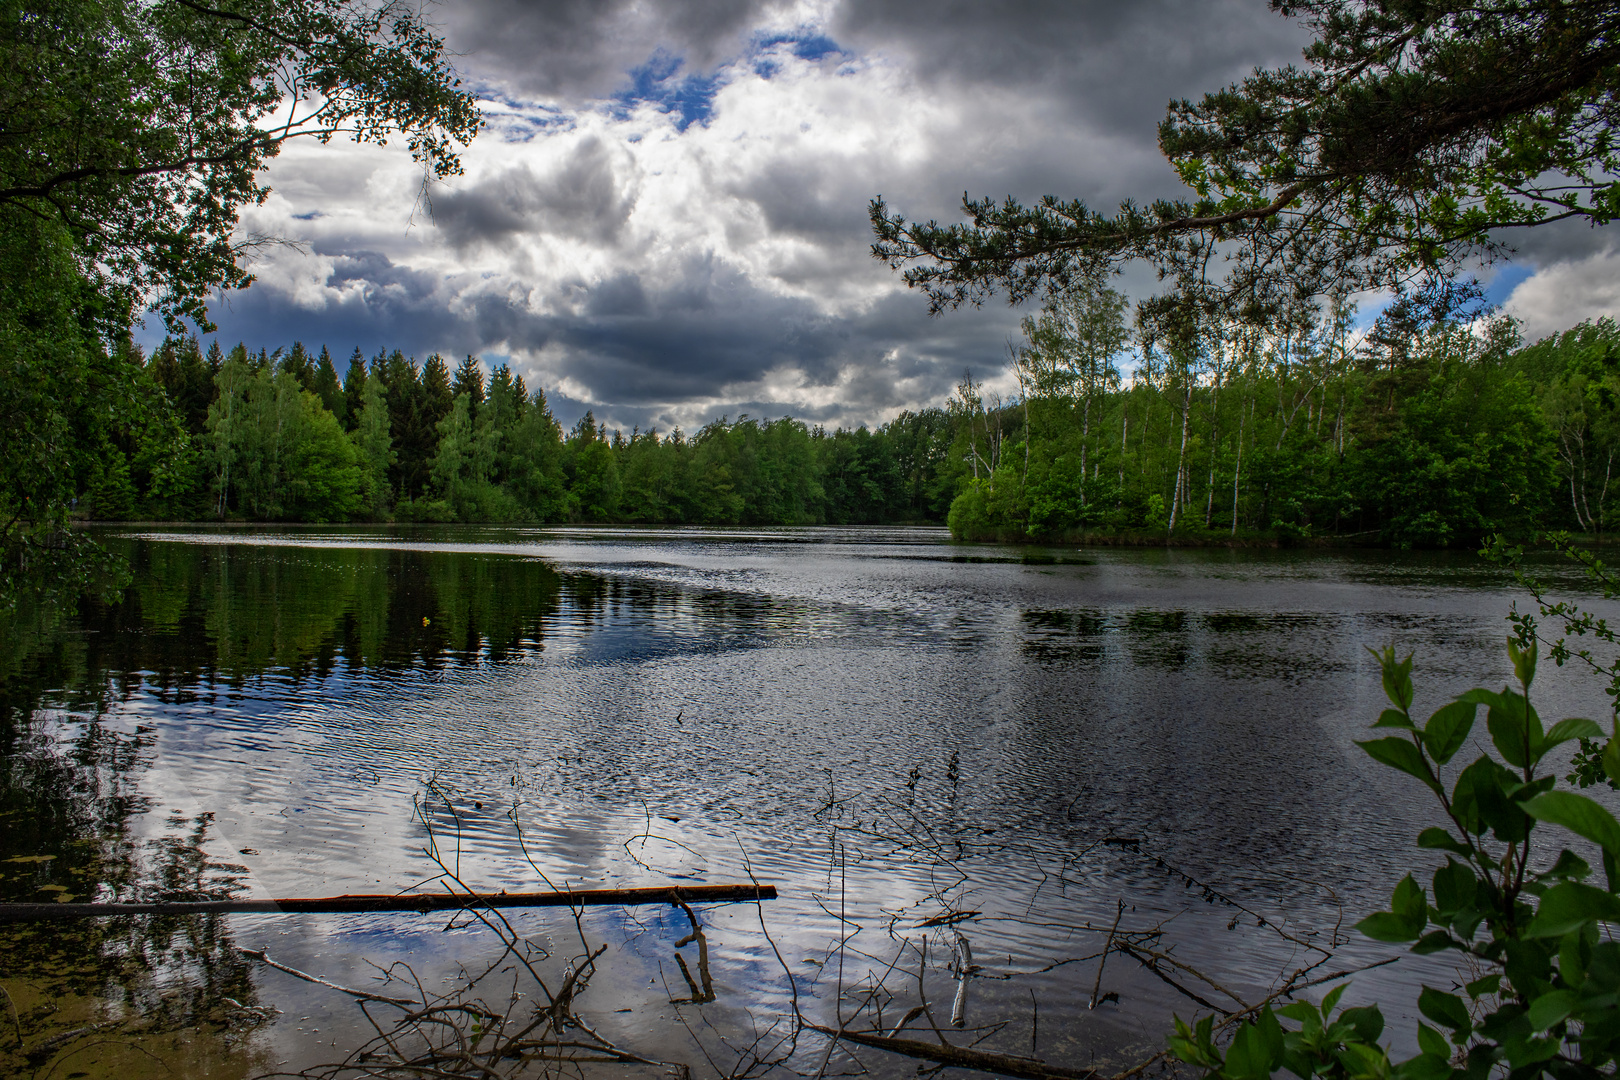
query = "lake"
(2, 525, 1612, 1079)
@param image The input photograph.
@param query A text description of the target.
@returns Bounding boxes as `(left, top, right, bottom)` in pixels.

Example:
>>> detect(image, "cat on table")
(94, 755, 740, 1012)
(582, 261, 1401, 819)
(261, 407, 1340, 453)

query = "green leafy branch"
(1173, 634, 1620, 1080)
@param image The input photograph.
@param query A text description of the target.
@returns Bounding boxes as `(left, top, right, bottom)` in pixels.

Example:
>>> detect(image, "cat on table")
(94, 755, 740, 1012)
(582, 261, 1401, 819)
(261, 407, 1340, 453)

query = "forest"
(82, 287, 1620, 549)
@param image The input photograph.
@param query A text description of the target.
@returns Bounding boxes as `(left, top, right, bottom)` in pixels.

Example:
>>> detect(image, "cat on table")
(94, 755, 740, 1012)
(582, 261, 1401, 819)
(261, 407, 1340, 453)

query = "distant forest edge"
(89, 308, 1620, 549)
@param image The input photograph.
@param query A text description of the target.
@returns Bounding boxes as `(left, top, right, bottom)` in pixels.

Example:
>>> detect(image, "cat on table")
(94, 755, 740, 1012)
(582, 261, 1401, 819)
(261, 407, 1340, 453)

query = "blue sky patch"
(1484, 263, 1534, 307)
(612, 51, 723, 131)
(751, 30, 845, 77)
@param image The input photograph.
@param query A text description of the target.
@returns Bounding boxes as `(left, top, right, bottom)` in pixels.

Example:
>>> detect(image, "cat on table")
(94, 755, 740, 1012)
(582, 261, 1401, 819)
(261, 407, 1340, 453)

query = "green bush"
(1173, 627, 1620, 1080)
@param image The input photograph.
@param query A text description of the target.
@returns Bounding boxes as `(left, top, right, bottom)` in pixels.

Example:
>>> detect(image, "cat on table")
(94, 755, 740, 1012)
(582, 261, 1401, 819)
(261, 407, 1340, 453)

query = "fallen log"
(0, 883, 777, 921)
(808, 1023, 1100, 1080)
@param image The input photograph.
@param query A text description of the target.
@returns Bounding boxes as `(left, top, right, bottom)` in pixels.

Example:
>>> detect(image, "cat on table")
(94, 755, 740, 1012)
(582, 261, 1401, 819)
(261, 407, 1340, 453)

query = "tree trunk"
(1230, 398, 1246, 536)
(1168, 379, 1192, 533)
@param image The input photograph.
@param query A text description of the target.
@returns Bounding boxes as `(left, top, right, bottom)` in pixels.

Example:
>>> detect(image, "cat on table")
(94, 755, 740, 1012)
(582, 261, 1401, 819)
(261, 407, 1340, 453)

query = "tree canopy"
(2, 0, 480, 327)
(0, 0, 480, 600)
(870, 0, 1620, 315)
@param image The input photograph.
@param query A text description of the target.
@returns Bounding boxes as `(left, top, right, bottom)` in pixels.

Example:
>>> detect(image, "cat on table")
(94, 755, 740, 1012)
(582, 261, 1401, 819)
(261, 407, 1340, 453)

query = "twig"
(951, 930, 975, 1028)
(1090, 899, 1124, 1009)
(238, 948, 420, 1006)
(807, 1023, 1101, 1080)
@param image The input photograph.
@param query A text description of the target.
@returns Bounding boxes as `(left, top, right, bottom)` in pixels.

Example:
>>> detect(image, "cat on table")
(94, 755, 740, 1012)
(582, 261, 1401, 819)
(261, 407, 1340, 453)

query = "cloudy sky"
(178, 0, 1620, 434)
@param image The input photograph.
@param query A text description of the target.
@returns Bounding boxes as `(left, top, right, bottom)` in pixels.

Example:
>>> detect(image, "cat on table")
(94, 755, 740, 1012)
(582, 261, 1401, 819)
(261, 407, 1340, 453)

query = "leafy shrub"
(1173, 630, 1620, 1080)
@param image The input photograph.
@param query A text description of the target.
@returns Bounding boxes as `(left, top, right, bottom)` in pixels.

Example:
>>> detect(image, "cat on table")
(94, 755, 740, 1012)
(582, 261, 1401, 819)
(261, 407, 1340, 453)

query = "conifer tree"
(313, 346, 345, 425)
(341, 349, 367, 431)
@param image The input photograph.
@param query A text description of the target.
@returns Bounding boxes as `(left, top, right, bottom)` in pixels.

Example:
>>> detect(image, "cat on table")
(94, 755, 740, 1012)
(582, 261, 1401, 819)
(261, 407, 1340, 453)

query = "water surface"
(3, 526, 1611, 1077)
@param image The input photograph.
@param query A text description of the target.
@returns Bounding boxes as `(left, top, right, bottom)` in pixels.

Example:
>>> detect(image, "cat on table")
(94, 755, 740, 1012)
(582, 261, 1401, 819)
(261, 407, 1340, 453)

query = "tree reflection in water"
(0, 708, 268, 1076)
(0, 539, 570, 1077)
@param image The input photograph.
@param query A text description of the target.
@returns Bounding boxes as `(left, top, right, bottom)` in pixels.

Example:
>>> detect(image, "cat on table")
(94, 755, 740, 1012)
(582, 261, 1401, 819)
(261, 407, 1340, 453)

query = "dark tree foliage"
(1, 0, 479, 601)
(871, 0, 1620, 313)
(1, 0, 480, 327)
(312, 346, 345, 423)
(341, 348, 367, 431)
(451, 354, 486, 416)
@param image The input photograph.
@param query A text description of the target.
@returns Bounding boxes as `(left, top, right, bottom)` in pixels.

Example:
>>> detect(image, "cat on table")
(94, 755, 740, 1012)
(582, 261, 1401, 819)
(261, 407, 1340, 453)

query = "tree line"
(78, 298, 1620, 548)
(948, 272, 1620, 548)
(90, 337, 957, 527)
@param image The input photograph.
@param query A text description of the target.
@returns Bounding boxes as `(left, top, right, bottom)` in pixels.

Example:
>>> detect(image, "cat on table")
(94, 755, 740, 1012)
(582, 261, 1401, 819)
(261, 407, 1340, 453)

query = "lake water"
(3, 526, 1614, 1078)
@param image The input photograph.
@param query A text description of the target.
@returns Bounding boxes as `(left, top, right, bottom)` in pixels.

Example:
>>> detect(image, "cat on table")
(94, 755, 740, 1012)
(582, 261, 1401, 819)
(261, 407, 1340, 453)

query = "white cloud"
(1504, 248, 1620, 342)
(195, 2, 1615, 431)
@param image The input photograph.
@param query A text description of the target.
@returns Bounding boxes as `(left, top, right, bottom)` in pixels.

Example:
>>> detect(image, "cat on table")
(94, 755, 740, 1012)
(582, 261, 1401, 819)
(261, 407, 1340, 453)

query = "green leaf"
(1485, 691, 1542, 769)
(1507, 636, 1538, 689)
(1278, 1001, 1317, 1024)
(1526, 881, 1620, 937)
(1455, 757, 1528, 842)
(1604, 732, 1620, 786)
(1559, 929, 1590, 987)
(1536, 849, 1591, 883)
(1522, 791, 1620, 853)
(1544, 717, 1603, 751)
(1339, 1004, 1385, 1043)
(1416, 827, 1472, 856)
(1450, 756, 1491, 836)
(1416, 1023, 1449, 1060)
(1222, 1010, 1283, 1080)
(1322, 982, 1348, 1017)
(1526, 989, 1577, 1032)
(1464, 974, 1501, 999)
(1423, 700, 1477, 764)
(1357, 737, 1440, 794)
(1375, 708, 1415, 730)
(1392, 874, 1425, 925)
(1456, 687, 1505, 710)
(1393, 1053, 1451, 1080)
(1412, 930, 1460, 954)
(1371, 647, 1415, 712)
(1432, 860, 1476, 915)
(1417, 986, 1471, 1034)
(1356, 912, 1422, 942)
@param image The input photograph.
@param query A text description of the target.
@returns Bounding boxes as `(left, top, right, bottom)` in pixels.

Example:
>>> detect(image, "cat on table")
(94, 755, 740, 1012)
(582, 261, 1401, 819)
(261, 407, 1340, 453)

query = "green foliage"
(0, 0, 478, 598)
(871, 1, 1620, 313)
(45, 303, 1620, 541)
(352, 372, 395, 519)
(1, 0, 480, 328)
(1172, 608, 1620, 1080)
(206, 356, 359, 521)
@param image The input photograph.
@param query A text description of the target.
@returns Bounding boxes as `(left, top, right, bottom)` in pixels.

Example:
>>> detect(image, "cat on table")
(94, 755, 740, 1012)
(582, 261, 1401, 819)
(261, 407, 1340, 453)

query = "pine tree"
(452, 355, 486, 418)
(341, 349, 367, 432)
(313, 346, 345, 424)
(282, 342, 315, 391)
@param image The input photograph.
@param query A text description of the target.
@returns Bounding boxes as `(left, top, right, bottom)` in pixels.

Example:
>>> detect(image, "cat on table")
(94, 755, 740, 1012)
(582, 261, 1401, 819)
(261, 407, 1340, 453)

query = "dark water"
(3, 525, 1615, 1078)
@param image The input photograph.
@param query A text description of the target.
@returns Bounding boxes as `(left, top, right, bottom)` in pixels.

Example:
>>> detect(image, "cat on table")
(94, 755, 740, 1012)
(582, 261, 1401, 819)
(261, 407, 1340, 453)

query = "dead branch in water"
(0, 883, 776, 921)
(807, 1023, 1102, 1080)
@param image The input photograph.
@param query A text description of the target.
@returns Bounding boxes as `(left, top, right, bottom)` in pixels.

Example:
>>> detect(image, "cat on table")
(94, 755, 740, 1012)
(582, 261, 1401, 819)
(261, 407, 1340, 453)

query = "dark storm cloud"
(728, 157, 868, 242)
(449, 0, 1305, 146)
(324, 250, 442, 300)
(199, 245, 1021, 433)
(432, 136, 637, 249)
(1492, 216, 1619, 268)
(831, 1, 1308, 138)
(192, 1, 1323, 425)
(445, 0, 768, 100)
